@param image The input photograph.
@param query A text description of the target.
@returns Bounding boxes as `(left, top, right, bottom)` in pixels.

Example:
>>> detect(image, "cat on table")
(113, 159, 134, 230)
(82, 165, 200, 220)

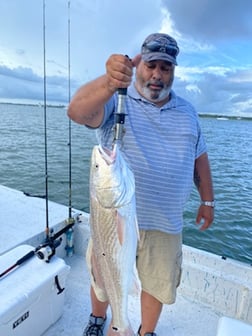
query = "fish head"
(90, 145, 135, 208)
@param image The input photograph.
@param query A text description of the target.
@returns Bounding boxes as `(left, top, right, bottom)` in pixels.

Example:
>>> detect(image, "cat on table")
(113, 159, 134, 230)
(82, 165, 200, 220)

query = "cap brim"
(142, 52, 177, 65)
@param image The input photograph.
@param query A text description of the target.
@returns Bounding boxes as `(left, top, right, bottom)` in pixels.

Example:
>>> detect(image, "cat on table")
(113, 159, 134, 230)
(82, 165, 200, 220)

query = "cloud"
(0, 0, 251, 116)
(0, 66, 41, 82)
(174, 67, 252, 116)
(0, 65, 73, 103)
(69, 0, 163, 80)
(161, 0, 252, 41)
(157, 1, 252, 116)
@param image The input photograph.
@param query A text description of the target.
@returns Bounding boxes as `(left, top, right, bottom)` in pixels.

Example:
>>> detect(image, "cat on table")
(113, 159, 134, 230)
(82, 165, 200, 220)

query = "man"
(68, 33, 214, 336)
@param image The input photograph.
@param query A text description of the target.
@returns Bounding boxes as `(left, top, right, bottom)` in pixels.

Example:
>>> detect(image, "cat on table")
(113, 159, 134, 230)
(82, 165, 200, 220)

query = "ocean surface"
(0, 103, 251, 264)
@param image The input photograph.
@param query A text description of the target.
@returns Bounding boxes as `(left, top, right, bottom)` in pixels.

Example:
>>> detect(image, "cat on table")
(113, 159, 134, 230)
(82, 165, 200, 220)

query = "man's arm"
(67, 54, 136, 127)
(68, 75, 112, 127)
(194, 152, 214, 230)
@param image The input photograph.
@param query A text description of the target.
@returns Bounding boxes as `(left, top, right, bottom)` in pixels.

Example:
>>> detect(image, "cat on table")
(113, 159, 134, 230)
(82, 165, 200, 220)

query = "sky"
(0, 0, 251, 117)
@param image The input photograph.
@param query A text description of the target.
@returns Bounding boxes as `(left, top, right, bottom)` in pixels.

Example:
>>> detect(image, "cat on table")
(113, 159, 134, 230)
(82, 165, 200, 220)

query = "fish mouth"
(98, 145, 116, 165)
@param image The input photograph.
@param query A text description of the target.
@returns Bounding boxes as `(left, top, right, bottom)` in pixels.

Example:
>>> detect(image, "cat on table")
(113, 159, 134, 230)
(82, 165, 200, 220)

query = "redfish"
(89, 144, 139, 336)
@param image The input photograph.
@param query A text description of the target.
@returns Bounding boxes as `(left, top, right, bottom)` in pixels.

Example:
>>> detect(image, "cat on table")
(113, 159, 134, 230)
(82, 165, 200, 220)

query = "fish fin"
(89, 242, 106, 292)
(116, 210, 125, 246)
(129, 263, 141, 297)
(131, 196, 140, 240)
(134, 214, 140, 241)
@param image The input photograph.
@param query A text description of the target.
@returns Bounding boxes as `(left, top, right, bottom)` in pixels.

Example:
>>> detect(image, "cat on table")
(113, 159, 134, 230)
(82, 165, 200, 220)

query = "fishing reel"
(35, 221, 75, 262)
(35, 238, 62, 263)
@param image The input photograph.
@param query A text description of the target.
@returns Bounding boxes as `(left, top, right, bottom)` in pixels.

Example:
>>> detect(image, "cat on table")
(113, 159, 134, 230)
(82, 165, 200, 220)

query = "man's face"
(135, 59, 175, 106)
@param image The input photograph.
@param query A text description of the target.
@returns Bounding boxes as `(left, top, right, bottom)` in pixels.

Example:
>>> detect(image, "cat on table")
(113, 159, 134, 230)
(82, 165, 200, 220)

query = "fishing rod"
(42, 0, 75, 255)
(67, 0, 73, 221)
(1, 0, 76, 280)
(0, 223, 74, 279)
(65, 0, 75, 257)
(42, 0, 76, 251)
(42, 0, 50, 241)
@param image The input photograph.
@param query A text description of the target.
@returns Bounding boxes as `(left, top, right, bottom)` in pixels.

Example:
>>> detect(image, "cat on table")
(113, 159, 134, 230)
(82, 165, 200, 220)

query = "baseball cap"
(141, 33, 179, 65)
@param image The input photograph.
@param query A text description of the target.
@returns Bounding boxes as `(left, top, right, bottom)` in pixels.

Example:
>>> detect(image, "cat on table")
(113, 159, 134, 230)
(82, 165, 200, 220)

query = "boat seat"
(216, 316, 252, 336)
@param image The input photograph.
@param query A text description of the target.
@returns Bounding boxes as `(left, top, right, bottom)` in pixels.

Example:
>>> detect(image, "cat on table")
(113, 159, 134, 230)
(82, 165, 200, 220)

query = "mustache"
(146, 80, 164, 88)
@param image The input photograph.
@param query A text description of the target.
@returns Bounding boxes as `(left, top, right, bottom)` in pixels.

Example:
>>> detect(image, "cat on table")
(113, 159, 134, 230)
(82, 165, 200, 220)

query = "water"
(0, 103, 251, 264)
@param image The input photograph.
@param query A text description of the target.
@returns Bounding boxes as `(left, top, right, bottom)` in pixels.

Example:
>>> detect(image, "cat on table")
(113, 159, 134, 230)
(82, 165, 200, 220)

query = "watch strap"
(201, 200, 215, 208)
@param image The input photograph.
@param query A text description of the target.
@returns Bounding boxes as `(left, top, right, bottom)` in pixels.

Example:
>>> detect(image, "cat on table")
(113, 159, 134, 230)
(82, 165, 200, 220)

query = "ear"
(131, 54, 142, 67)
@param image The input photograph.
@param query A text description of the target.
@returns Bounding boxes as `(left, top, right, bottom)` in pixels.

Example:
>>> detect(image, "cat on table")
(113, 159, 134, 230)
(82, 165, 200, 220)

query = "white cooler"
(0, 244, 70, 336)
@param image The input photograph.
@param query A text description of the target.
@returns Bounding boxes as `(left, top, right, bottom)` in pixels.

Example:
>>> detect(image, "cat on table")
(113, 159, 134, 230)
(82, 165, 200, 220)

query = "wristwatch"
(201, 200, 215, 208)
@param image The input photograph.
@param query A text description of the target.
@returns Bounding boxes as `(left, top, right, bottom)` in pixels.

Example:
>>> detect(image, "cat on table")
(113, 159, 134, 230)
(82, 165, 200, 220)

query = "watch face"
(202, 201, 215, 207)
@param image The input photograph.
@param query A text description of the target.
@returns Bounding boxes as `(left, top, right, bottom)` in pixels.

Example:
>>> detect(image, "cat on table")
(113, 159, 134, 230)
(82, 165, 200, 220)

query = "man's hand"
(196, 205, 214, 231)
(105, 54, 141, 93)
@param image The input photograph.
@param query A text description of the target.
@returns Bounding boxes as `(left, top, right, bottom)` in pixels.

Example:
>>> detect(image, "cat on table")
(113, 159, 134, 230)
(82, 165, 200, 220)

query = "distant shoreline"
(0, 101, 251, 120)
(198, 114, 252, 121)
(0, 101, 67, 109)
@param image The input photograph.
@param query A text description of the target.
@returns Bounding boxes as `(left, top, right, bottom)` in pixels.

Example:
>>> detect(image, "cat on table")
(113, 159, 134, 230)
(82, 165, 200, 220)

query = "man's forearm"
(68, 75, 113, 127)
(194, 153, 214, 201)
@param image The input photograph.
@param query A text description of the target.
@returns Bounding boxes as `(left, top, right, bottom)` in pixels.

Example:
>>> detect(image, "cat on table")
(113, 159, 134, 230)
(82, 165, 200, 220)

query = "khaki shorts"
(137, 230, 182, 304)
(86, 230, 182, 304)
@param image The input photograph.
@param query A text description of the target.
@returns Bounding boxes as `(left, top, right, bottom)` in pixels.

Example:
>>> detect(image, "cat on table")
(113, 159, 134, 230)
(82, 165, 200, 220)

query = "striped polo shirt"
(96, 83, 207, 234)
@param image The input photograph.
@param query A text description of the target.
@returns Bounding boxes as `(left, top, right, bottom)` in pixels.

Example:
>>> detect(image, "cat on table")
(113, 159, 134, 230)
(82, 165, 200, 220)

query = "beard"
(138, 80, 172, 104)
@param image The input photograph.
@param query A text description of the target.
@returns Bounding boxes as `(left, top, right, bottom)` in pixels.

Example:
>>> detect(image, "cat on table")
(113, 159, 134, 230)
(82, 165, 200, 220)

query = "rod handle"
(118, 88, 127, 95)
(16, 250, 35, 265)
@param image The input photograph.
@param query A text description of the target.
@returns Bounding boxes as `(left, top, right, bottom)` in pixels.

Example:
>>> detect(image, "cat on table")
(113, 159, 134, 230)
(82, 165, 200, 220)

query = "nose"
(152, 66, 162, 80)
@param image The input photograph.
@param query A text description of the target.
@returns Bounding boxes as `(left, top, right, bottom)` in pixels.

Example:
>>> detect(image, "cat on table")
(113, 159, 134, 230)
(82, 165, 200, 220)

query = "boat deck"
(1, 185, 251, 336)
(0, 185, 77, 256)
(43, 254, 220, 336)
